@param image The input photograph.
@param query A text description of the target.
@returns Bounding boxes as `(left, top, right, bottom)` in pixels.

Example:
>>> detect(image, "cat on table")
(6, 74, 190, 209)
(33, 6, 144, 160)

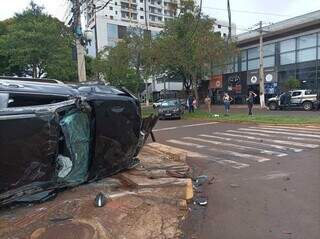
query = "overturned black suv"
(0, 77, 157, 207)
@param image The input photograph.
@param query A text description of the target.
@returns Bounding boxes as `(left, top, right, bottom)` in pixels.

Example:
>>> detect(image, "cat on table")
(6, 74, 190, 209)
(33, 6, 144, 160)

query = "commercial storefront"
(218, 11, 320, 104)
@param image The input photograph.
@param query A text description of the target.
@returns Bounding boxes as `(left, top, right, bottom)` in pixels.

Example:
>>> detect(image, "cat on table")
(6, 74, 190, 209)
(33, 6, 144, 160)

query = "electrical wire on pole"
(72, 0, 87, 82)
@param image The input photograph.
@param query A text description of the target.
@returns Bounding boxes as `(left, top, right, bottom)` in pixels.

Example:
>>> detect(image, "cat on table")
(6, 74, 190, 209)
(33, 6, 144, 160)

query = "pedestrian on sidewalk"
(223, 93, 232, 116)
(204, 95, 212, 113)
(192, 98, 198, 110)
(187, 94, 194, 113)
(246, 91, 257, 115)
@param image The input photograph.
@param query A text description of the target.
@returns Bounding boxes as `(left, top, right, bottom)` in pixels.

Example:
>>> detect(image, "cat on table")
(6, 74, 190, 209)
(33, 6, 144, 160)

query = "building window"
(318, 33, 320, 45)
(248, 59, 259, 70)
(115, 11, 118, 14)
(140, 7, 144, 11)
(140, 0, 143, 2)
(247, 47, 259, 59)
(263, 43, 275, 56)
(107, 23, 119, 47)
(318, 47, 320, 59)
(297, 48, 317, 63)
(115, 2, 117, 5)
(280, 52, 296, 65)
(140, 15, 144, 19)
(264, 56, 275, 68)
(297, 34, 317, 49)
(118, 25, 127, 39)
(218, 24, 221, 29)
(280, 38, 296, 53)
(241, 61, 247, 71)
(109, 6, 113, 10)
(110, 16, 113, 20)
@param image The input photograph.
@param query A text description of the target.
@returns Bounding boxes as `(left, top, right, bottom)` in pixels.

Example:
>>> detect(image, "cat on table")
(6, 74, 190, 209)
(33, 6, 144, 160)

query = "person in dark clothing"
(247, 91, 257, 115)
(187, 95, 194, 113)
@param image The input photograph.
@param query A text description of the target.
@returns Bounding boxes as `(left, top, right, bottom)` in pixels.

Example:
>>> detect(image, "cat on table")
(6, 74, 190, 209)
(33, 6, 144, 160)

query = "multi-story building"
(207, 10, 320, 104)
(83, 0, 179, 57)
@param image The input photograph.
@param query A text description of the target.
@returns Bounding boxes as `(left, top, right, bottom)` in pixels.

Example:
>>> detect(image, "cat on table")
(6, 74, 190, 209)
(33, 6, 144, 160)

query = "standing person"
(223, 93, 232, 116)
(204, 95, 212, 113)
(192, 98, 197, 110)
(187, 95, 194, 113)
(247, 91, 257, 115)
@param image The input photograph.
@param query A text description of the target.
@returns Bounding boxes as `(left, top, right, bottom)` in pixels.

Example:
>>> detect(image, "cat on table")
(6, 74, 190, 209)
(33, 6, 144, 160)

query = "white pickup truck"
(268, 90, 320, 111)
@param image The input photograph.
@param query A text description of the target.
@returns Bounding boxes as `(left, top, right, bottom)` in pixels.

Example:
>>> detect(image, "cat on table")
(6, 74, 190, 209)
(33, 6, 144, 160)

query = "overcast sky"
(1, 0, 320, 33)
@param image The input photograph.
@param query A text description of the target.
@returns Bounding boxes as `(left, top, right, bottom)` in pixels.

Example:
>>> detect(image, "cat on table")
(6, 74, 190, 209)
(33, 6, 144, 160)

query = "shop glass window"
(297, 48, 316, 63)
(280, 52, 296, 65)
(280, 39, 295, 53)
(318, 33, 320, 45)
(264, 56, 275, 68)
(241, 50, 247, 61)
(248, 59, 259, 70)
(263, 44, 275, 56)
(318, 47, 320, 59)
(297, 34, 317, 49)
(241, 61, 247, 71)
(248, 47, 259, 59)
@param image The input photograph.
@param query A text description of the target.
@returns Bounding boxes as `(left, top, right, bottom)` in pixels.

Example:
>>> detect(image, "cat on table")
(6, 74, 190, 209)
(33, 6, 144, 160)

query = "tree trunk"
(32, 64, 37, 78)
(192, 74, 199, 106)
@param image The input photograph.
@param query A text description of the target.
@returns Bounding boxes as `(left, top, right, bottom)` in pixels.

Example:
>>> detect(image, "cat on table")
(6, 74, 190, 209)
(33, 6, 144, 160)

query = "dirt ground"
(0, 145, 193, 239)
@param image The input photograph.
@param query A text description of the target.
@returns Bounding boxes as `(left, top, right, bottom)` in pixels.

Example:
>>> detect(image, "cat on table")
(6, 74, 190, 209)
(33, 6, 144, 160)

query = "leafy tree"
(282, 78, 301, 91)
(0, 1, 77, 81)
(151, 0, 237, 100)
(91, 28, 152, 95)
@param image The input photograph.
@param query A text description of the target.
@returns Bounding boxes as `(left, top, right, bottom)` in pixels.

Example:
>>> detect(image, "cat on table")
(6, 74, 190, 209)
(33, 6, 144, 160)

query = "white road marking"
(166, 139, 206, 149)
(251, 127, 320, 135)
(218, 159, 250, 169)
(207, 148, 271, 162)
(153, 122, 218, 132)
(227, 130, 320, 143)
(148, 142, 208, 158)
(200, 134, 303, 153)
(184, 137, 287, 157)
(206, 157, 250, 169)
(259, 125, 320, 132)
(259, 172, 291, 180)
(238, 128, 320, 139)
(217, 132, 319, 149)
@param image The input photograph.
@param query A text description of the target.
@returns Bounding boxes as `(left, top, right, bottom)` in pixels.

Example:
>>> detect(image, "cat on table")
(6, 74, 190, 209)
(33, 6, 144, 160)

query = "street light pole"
(258, 21, 266, 108)
(73, 0, 87, 82)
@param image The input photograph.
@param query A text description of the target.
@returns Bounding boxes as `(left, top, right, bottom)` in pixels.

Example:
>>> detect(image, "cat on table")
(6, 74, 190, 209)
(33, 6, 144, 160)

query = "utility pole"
(227, 0, 232, 41)
(72, 0, 87, 82)
(144, 0, 150, 106)
(258, 21, 266, 108)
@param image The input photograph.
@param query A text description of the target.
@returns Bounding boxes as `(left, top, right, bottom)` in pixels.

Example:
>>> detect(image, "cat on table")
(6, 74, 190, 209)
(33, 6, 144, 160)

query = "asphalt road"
(149, 119, 320, 239)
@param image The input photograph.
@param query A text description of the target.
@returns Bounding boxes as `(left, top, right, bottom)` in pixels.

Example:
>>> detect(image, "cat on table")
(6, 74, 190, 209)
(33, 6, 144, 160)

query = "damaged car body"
(0, 77, 158, 207)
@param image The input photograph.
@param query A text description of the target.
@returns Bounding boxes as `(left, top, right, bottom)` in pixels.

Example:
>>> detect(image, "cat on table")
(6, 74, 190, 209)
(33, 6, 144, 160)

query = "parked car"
(267, 90, 319, 111)
(0, 77, 157, 206)
(152, 98, 165, 108)
(157, 99, 184, 120)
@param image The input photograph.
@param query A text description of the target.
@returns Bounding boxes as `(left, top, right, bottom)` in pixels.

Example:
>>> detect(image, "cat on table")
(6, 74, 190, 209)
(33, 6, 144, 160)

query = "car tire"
(303, 101, 313, 111)
(269, 102, 278, 110)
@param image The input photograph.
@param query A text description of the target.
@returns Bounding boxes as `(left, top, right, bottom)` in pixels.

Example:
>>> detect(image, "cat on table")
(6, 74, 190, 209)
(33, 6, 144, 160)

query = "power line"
(202, 6, 292, 18)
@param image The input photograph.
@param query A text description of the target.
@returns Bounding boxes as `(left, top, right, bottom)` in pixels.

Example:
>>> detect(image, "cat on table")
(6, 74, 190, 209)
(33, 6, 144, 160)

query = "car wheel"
(269, 102, 277, 110)
(303, 101, 313, 111)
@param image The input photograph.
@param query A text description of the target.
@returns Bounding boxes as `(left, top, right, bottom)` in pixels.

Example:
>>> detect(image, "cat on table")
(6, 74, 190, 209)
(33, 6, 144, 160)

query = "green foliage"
(0, 1, 77, 81)
(282, 78, 301, 91)
(151, 0, 237, 96)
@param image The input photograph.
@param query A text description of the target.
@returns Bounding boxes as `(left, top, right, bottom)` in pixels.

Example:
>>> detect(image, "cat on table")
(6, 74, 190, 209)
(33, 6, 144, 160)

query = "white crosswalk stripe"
(199, 134, 303, 153)
(227, 130, 320, 143)
(259, 125, 320, 132)
(161, 124, 319, 170)
(166, 139, 206, 149)
(217, 132, 319, 148)
(238, 128, 320, 139)
(184, 137, 287, 157)
(250, 127, 320, 135)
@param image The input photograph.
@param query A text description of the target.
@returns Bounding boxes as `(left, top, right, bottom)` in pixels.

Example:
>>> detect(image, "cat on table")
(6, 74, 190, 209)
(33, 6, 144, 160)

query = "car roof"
(0, 77, 78, 97)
